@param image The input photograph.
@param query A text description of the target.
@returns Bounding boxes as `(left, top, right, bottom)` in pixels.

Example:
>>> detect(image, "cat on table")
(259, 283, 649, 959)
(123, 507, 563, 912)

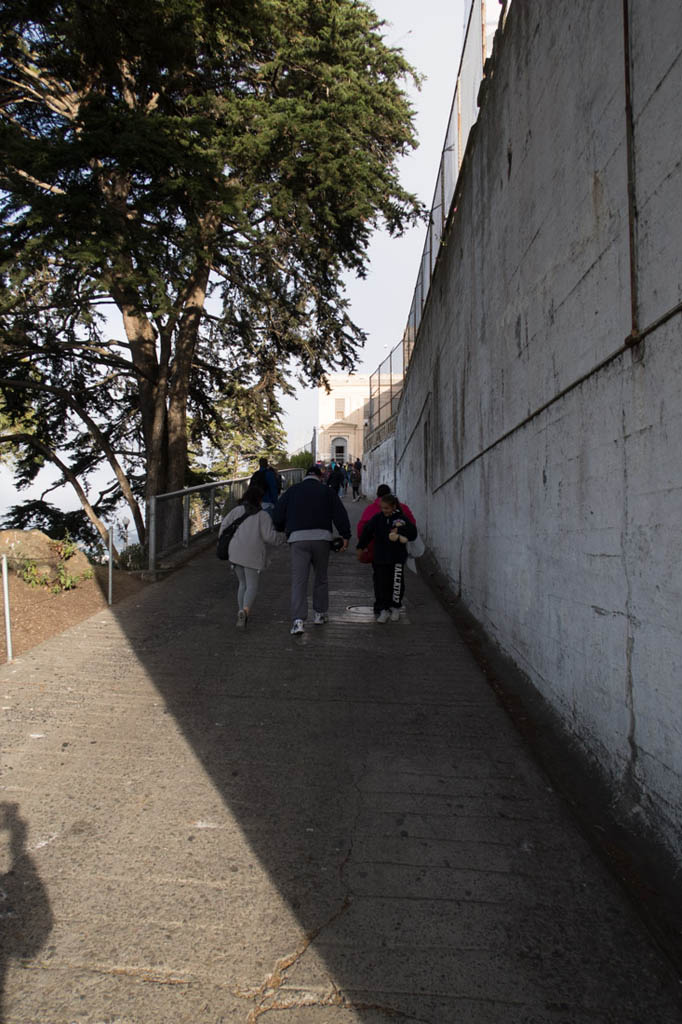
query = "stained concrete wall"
(364, 433, 395, 500)
(391, 0, 682, 859)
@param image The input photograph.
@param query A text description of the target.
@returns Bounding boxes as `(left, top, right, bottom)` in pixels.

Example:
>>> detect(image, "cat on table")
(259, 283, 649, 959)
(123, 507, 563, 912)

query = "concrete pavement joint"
(248, 986, 433, 1022)
(19, 960, 192, 986)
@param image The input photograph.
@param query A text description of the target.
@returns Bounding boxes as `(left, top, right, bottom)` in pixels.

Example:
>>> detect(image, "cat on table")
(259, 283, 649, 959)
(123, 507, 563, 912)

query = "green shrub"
(16, 530, 94, 592)
(118, 543, 147, 571)
(51, 562, 93, 593)
(50, 532, 79, 562)
(17, 558, 51, 589)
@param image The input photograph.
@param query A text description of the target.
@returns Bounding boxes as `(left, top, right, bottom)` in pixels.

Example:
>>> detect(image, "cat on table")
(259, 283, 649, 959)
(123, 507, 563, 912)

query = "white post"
(2, 554, 13, 663)
(108, 527, 113, 606)
(148, 496, 157, 571)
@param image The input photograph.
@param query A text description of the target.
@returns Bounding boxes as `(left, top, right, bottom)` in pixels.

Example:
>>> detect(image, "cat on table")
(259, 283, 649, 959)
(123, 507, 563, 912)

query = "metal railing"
(369, 344, 405, 432)
(147, 468, 304, 571)
(368, 0, 506, 433)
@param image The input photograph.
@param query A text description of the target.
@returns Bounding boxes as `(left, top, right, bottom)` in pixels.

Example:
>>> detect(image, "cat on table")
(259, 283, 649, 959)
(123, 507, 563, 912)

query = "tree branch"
(9, 167, 66, 195)
(0, 432, 118, 556)
(0, 378, 146, 543)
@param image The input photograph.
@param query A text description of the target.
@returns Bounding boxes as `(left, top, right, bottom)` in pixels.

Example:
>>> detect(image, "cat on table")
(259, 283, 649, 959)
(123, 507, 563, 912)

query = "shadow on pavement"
(0, 803, 53, 1024)
(1, 497, 681, 1020)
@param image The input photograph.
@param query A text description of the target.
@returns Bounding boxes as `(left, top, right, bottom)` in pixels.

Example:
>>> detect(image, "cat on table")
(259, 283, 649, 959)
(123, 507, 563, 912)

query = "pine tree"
(0, 0, 422, 546)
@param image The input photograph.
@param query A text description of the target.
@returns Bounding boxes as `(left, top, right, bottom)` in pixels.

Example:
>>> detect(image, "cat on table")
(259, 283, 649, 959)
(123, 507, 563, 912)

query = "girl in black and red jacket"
(356, 493, 417, 622)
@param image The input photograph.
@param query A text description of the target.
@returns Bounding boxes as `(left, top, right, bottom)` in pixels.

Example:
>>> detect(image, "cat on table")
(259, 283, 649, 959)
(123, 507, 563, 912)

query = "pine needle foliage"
(0, 0, 423, 545)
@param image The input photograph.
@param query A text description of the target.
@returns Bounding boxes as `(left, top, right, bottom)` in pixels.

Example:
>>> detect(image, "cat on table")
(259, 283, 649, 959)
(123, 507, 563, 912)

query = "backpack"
(217, 508, 256, 560)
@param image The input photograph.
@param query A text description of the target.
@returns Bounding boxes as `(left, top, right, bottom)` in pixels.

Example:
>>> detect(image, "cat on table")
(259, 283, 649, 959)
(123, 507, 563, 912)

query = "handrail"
(147, 468, 304, 570)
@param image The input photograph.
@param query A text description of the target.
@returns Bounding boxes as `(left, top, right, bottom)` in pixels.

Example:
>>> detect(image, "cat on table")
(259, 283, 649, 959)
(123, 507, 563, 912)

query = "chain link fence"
(369, 0, 506, 433)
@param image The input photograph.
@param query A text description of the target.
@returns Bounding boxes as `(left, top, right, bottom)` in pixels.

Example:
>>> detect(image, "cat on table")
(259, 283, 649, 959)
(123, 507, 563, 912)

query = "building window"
(335, 398, 345, 418)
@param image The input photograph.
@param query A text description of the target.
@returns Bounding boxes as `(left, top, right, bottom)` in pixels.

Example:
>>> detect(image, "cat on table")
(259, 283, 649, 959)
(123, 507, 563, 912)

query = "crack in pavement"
(240, 766, 375, 1021)
(237, 895, 352, 1022)
(249, 986, 432, 1021)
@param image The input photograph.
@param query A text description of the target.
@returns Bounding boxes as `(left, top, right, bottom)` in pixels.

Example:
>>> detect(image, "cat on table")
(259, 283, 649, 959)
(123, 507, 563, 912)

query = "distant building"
(317, 374, 369, 464)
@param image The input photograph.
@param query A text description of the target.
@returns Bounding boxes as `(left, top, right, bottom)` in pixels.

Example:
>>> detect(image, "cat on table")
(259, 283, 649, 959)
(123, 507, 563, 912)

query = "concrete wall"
(393, 0, 682, 859)
(363, 433, 395, 500)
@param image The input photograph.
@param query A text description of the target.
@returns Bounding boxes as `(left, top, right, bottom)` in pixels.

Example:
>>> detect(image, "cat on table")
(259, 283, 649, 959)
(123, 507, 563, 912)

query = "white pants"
(233, 564, 260, 610)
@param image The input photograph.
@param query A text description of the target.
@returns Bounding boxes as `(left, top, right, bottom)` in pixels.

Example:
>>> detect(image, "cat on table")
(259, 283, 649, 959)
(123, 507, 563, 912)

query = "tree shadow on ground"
(3, 502, 682, 1021)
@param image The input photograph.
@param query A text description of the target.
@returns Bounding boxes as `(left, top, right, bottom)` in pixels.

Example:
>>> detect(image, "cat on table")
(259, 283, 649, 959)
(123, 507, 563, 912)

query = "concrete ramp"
(1, 499, 680, 1022)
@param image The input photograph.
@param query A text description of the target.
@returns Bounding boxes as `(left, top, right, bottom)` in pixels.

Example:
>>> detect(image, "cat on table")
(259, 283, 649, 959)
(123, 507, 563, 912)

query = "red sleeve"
(357, 501, 377, 537)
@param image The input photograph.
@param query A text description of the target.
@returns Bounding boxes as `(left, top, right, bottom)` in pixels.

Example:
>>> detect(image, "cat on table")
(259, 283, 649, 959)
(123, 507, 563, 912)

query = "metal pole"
(2, 554, 13, 663)
(209, 488, 216, 531)
(108, 527, 113, 606)
(183, 493, 190, 548)
(148, 496, 157, 572)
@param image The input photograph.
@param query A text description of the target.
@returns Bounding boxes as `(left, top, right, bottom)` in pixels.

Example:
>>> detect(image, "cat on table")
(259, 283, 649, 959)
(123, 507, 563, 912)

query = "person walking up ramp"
(273, 465, 351, 635)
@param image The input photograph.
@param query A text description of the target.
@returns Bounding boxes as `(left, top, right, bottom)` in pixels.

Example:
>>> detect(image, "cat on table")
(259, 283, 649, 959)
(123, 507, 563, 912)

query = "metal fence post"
(108, 527, 113, 606)
(182, 493, 190, 547)
(2, 554, 13, 663)
(209, 488, 216, 531)
(148, 496, 157, 572)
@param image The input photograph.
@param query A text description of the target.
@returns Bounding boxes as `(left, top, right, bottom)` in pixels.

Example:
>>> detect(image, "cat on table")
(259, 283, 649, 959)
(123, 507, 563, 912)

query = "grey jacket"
(219, 505, 285, 570)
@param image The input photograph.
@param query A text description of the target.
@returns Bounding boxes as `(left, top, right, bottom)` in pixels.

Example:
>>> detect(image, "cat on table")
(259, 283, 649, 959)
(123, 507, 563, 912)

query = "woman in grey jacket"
(219, 486, 285, 628)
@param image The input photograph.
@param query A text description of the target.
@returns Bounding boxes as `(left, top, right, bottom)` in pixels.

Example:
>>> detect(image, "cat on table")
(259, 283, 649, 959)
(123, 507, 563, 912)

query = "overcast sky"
(281, 0, 468, 451)
(1, 1, 469, 515)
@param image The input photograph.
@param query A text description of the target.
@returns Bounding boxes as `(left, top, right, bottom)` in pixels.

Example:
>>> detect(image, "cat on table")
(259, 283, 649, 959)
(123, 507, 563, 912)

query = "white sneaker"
(376, 609, 391, 624)
(290, 619, 304, 635)
(236, 609, 247, 628)
(313, 612, 328, 625)
(390, 607, 401, 622)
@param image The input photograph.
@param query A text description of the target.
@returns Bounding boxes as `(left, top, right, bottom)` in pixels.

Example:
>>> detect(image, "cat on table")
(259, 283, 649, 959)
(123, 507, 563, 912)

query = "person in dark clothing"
(273, 465, 351, 635)
(327, 463, 344, 495)
(349, 465, 361, 501)
(356, 493, 417, 622)
(249, 457, 280, 512)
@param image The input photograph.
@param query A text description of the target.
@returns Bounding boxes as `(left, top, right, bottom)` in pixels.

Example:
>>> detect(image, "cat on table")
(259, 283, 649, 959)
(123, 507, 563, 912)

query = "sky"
(281, 0, 468, 452)
(0, 1, 468, 516)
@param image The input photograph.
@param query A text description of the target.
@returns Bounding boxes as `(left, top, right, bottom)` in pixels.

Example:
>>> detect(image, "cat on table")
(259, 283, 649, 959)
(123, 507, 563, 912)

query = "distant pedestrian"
(357, 492, 417, 622)
(349, 465, 361, 501)
(327, 462, 344, 495)
(273, 465, 351, 635)
(249, 457, 280, 513)
(219, 486, 285, 628)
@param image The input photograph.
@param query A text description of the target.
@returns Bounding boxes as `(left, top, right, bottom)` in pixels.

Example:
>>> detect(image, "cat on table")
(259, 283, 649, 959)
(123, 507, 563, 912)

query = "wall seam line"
(429, 302, 682, 496)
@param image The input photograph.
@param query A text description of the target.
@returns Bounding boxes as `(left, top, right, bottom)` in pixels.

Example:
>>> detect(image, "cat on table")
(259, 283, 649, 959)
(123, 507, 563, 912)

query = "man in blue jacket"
(249, 457, 280, 513)
(273, 465, 351, 635)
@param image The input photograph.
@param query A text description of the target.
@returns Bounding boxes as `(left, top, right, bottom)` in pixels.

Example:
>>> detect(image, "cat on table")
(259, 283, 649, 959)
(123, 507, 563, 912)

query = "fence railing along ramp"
(147, 468, 304, 571)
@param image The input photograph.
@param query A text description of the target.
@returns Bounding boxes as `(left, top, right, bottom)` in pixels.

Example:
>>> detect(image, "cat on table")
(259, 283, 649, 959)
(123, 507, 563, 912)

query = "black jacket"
(357, 508, 417, 564)
(272, 475, 351, 538)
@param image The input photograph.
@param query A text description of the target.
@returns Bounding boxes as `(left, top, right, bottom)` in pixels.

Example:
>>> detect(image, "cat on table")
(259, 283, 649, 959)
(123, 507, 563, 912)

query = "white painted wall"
(363, 434, 395, 502)
(317, 374, 369, 464)
(392, 0, 682, 859)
